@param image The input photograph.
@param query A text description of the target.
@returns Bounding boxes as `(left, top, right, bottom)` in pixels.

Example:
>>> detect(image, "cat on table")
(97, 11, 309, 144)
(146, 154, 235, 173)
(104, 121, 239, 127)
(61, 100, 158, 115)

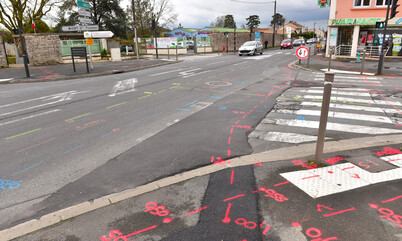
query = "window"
(376, 0, 391, 6)
(354, 0, 371, 7)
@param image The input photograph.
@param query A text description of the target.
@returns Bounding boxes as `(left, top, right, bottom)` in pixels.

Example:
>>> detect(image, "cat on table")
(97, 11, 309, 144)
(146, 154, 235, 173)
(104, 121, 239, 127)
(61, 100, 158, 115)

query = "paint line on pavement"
(106, 102, 127, 109)
(17, 138, 57, 153)
(149, 69, 183, 76)
(63, 144, 85, 155)
(65, 113, 91, 122)
(5, 128, 42, 140)
(10, 162, 43, 177)
(0, 109, 61, 126)
(128, 120, 142, 127)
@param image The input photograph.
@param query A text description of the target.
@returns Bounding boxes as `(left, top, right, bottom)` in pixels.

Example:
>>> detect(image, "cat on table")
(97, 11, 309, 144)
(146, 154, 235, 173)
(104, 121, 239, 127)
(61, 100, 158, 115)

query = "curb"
(1, 133, 402, 240)
(1, 61, 180, 84)
(288, 60, 318, 73)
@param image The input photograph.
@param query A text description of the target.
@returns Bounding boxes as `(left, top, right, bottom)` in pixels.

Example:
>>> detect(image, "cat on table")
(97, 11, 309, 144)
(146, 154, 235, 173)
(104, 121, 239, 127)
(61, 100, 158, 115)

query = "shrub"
(100, 48, 109, 58)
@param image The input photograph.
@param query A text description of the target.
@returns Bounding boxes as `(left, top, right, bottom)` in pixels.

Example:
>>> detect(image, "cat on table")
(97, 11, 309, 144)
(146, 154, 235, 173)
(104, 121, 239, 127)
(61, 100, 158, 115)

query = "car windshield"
(282, 40, 291, 43)
(243, 42, 256, 46)
(294, 40, 302, 43)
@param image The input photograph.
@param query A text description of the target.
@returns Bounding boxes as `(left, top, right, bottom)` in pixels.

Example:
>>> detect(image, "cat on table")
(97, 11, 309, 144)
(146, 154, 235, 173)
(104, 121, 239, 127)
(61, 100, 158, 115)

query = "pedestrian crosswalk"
(249, 74, 402, 146)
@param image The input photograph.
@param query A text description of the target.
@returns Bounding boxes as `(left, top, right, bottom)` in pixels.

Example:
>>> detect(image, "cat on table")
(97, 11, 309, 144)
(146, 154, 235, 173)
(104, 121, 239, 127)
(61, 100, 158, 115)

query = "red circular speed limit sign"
(296, 46, 309, 59)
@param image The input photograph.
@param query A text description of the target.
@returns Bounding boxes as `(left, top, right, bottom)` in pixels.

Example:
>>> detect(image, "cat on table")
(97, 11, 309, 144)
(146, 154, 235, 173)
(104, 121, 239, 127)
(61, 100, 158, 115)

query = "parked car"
(120, 45, 133, 52)
(186, 41, 194, 49)
(238, 41, 263, 56)
(280, 39, 293, 49)
(293, 39, 305, 47)
(306, 38, 317, 44)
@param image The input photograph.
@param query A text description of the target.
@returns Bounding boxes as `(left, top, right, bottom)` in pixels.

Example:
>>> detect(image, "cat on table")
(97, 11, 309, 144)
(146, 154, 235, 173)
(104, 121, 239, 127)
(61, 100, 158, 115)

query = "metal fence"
(335, 45, 391, 57)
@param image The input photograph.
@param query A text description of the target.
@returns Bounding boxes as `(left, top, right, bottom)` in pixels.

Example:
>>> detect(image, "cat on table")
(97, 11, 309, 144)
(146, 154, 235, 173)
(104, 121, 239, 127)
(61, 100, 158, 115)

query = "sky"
(136, 0, 331, 31)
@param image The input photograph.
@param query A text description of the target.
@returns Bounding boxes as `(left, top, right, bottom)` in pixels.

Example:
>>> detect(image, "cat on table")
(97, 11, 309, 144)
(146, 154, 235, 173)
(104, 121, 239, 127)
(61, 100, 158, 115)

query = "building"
(166, 27, 249, 39)
(326, 0, 402, 58)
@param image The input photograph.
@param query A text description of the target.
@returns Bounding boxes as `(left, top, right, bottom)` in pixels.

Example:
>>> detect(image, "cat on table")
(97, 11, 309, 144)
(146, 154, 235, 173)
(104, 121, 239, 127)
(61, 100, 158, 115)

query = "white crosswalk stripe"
(249, 80, 402, 145)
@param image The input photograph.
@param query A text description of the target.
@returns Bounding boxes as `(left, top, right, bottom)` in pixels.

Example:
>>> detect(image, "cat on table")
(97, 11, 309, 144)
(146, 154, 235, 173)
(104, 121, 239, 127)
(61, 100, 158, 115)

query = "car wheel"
(239, 54, 242, 56)
(260, 51, 263, 55)
(253, 50, 256, 55)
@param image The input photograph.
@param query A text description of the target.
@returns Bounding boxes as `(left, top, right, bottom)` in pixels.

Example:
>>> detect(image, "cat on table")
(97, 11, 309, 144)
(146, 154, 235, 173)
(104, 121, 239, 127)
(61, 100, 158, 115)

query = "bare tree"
(0, 0, 58, 32)
(210, 15, 225, 27)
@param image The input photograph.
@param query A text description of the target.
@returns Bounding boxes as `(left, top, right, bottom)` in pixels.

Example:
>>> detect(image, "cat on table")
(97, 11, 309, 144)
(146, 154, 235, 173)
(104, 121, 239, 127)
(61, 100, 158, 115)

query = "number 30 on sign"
(296, 46, 309, 59)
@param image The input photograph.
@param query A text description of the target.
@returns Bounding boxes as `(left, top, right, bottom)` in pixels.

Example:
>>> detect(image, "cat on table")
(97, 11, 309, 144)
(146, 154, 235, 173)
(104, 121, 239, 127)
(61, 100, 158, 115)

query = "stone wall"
(25, 35, 63, 65)
(210, 32, 285, 52)
(0, 37, 7, 67)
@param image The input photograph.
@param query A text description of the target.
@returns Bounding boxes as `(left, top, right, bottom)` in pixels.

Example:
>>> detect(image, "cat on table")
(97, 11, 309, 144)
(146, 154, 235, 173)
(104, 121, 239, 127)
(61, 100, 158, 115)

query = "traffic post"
(296, 46, 309, 66)
(314, 72, 335, 165)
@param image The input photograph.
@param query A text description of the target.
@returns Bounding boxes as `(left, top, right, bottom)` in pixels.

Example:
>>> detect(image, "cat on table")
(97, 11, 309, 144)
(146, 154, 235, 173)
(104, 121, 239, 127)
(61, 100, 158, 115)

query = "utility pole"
(272, 0, 276, 47)
(131, 0, 139, 60)
(378, 0, 396, 75)
(18, 25, 30, 78)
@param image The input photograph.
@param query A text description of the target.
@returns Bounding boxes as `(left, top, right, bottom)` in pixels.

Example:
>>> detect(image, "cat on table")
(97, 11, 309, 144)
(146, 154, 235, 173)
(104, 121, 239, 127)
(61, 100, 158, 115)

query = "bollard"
(360, 51, 366, 75)
(168, 48, 170, 60)
(328, 47, 333, 71)
(314, 72, 335, 165)
(176, 46, 178, 61)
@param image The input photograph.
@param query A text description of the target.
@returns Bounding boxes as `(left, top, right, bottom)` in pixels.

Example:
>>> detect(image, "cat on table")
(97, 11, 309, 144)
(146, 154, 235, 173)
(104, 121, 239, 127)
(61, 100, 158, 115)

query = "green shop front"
(327, 17, 402, 58)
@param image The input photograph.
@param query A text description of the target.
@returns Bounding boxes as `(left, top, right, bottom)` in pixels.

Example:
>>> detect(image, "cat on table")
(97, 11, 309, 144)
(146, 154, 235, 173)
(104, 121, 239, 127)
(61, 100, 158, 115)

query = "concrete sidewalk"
(0, 58, 176, 84)
(293, 52, 402, 77)
(2, 134, 402, 240)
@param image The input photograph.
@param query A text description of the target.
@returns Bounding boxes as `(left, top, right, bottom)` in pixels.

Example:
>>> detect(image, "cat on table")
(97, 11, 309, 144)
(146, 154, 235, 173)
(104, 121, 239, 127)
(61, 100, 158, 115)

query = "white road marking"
(207, 61, 225, 65)
(314, 78, 381, 83)
(296, 89, 371, 96)
(280, 163, 402, 198)
(243, 54, 272, 60)
(320, 68, 375, 75)
(260, 131, 330, 144)
(263, 119, 402, 134)
(302, 95, 402, 106)
(0, 78, 13, 82)
(315, 74, 380, 80)
(0, 109, 61, 126)
(182, 70, 213, 78)
(380, 154, 402, 168)
(276, 109, 393, 124)
(311, 87, 370, 91)
(233, 61, 248, 66)
(301, 102, 402, 114)
(149, 69, 183, 76)
(109, 78, 137, 97)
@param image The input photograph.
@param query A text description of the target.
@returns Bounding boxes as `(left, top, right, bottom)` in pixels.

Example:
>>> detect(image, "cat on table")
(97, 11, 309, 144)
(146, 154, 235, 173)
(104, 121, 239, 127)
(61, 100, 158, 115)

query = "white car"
(238, 41, 263, 56)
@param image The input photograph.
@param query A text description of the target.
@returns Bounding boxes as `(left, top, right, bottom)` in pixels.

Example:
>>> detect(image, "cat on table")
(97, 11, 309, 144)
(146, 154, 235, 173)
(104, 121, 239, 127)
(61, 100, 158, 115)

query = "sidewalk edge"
(1, 61, 180, 84)
(1, 134, 402, 240)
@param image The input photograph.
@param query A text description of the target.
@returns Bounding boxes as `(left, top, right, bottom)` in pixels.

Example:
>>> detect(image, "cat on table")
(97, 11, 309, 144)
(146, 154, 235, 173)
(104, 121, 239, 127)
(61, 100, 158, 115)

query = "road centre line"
(233, 61, 248, 66)
(5, 128, 42, 140)
(106, 102, 127, 109)
(65, 113, 91, 122)
(17, 138, 57, 153)
(0, 109, 61, 127)
(207, 61, 225, 65)
(149, 69, 183, 76)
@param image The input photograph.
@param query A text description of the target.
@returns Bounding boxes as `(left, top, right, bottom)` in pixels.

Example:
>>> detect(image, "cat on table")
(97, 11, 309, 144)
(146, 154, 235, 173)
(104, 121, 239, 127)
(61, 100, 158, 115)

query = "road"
(0, 50, 294, 229)
(1, 49, 402, 241)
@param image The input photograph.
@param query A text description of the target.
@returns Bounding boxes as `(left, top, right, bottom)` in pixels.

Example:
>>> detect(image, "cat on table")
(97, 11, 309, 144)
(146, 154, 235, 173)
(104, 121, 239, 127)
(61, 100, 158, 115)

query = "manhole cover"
(205, 81, 233, 87)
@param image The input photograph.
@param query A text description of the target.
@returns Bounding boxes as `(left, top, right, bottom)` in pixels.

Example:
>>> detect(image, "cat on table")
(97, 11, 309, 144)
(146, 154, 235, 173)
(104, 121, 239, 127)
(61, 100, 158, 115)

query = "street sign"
(78, 9, 91, 17)
(62, 25, 99, 31)
(79, 17, 93, 24)
(86, 38, 94, 45)
(76, 0, 90, 9)
(84, 31, 114, 38)
(318, 0, 329, 7)
(296, 46, 309, 59)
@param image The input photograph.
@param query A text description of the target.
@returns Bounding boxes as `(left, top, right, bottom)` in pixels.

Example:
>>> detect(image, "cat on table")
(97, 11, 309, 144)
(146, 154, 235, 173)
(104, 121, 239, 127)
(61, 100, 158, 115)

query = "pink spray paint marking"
(274, 181, 290, 186)
(369, 203, 402, 227)
(222, 203, 232, 223)
(125, 225, 158, 238)
(144, 202, 170, 216)
(228, 137, 231, 144)
(223, 194, 245, 202)
(252, 161, 262, 166)
(323, 207, 356, 217)
(317, 204, 333, 212)
(185, 206, 208, 216)
(163, 218, 173, 223)
(302, 175, 320, 180)
(382, 195, 402, 203)
(230, 170, 235, 185)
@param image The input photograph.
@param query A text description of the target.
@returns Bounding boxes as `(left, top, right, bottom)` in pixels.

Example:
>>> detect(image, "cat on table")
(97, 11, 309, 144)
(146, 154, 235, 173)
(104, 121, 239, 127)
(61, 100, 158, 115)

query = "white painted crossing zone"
(275, 109, 394, 124)
(250, 83, 402, 145)
(0, 78, 13, 82)
(319, 68, 375, 75)
(280, 162, 402, 198)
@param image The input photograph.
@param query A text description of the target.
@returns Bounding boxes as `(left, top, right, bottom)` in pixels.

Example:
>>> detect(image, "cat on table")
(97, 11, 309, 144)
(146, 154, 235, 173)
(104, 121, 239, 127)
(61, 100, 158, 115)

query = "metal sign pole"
(314, 72, 335, 165)
(361, 50, 366, 75)
(88, 44, 93, 70)
(307, 47, 311, 68)
(18, 26, 30, 77)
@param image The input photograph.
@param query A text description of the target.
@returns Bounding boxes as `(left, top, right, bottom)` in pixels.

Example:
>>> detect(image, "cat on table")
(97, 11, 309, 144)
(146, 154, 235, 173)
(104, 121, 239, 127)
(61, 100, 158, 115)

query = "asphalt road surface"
(1, 49, 402, 241)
